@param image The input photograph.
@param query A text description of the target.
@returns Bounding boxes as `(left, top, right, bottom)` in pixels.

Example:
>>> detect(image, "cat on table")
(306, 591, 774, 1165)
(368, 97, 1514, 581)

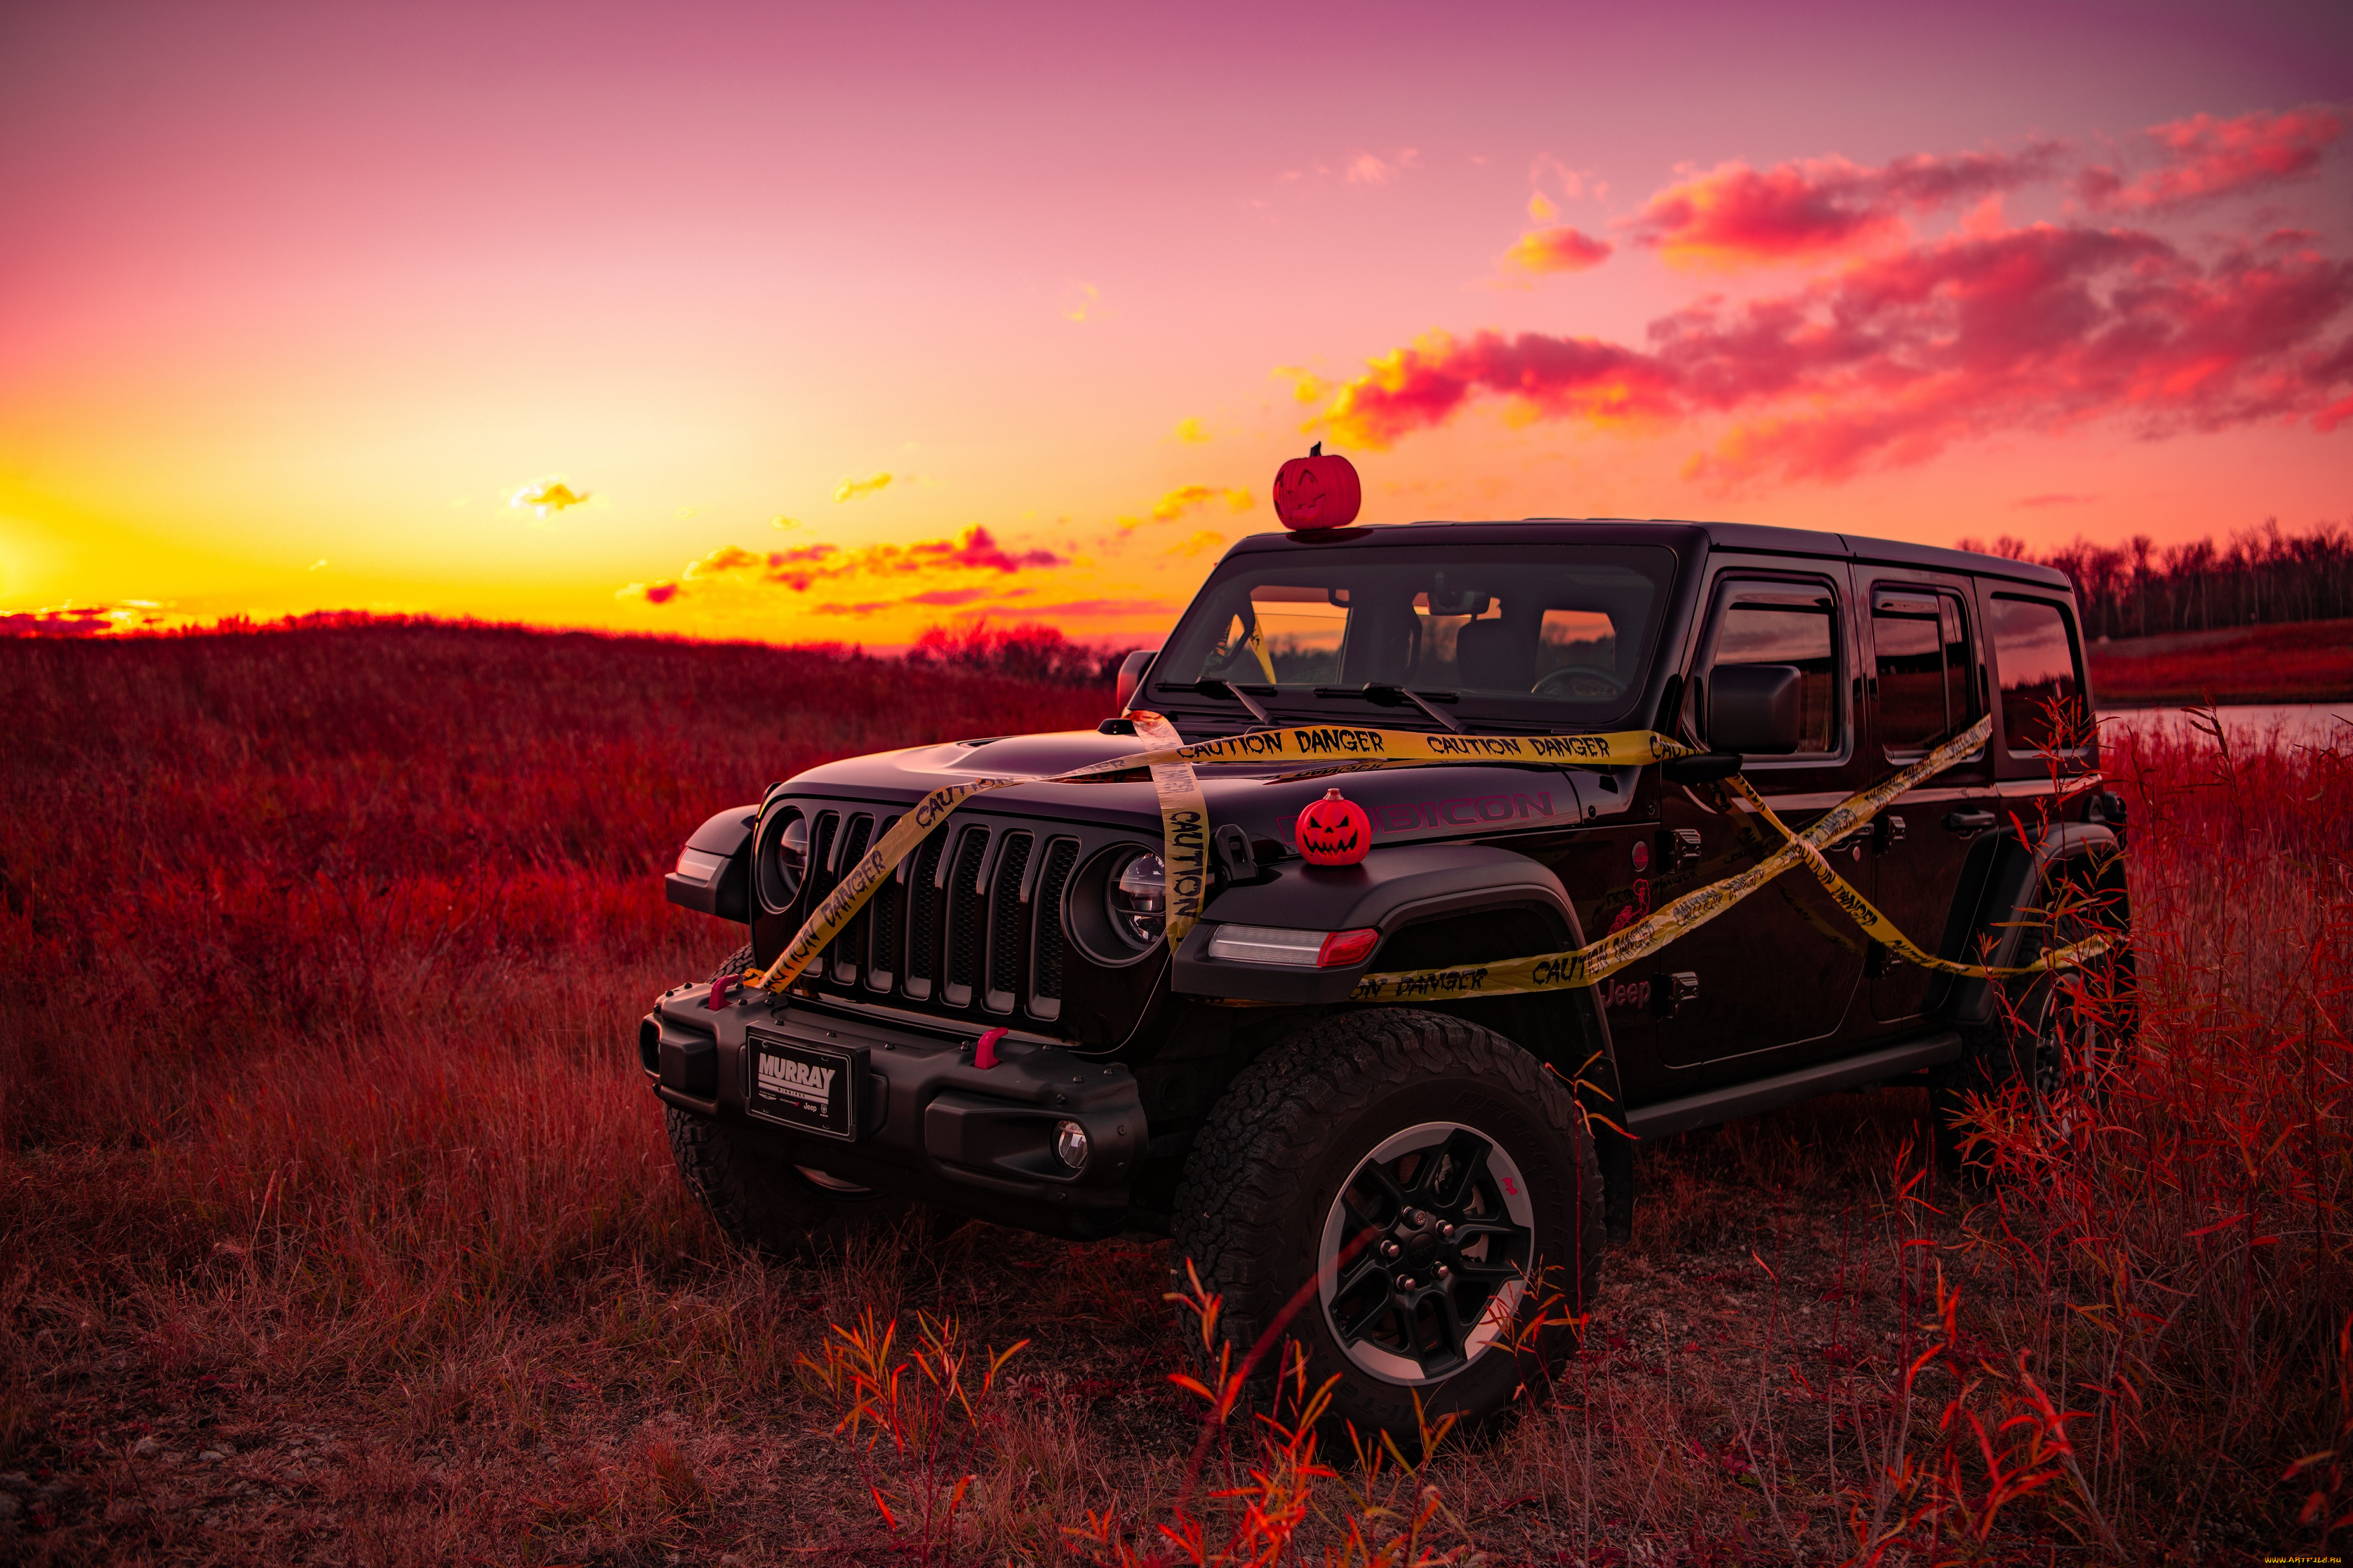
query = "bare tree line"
(1959, 518, 2353, 642)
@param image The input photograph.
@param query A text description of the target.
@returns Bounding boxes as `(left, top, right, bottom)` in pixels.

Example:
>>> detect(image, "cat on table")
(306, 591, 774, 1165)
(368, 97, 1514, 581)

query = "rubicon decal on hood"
(1374, 788, 1564, 834)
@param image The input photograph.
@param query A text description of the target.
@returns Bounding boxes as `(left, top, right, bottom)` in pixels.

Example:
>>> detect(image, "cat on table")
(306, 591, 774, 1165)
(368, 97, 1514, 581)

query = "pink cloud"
(2, 606, 115, 638)
(1627, 147, 2060, 271)
(0, 602, 179, 637)
(1316, 222, 2353, 485)
(656, 525, 1067, 598)
(814, 586, 1042, 619)
(1499, 225, 1614, 276)
(1323, 331, 1682, 449)
(2082, 105, 2347, 213)
(631, 526, 1071, 606)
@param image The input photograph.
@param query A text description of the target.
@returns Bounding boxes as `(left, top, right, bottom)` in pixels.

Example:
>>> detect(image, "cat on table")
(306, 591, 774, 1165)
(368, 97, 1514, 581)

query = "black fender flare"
(663, 804, 760, 922)
(1173, 842, 1624, 1120)
(1176, 842, 1634, 1235)
(1931, 820, 2126, 1027)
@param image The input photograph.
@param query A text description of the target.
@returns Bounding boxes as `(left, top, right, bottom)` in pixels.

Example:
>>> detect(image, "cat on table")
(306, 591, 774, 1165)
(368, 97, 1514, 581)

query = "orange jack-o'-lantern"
(1297, 788, 1372, 865)
(1272, 443, 1362, 530)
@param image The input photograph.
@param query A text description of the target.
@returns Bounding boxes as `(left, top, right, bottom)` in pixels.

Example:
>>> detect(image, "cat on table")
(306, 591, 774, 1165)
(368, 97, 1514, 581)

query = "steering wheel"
(1532, 665, 1625, 700)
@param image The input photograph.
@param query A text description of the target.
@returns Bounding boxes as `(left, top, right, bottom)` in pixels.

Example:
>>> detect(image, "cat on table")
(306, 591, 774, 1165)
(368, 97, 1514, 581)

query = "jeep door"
(1651, 563, 1871, 1077)
(1854, 567, 2005, 1022)
(1855, 569, 1996, 1023)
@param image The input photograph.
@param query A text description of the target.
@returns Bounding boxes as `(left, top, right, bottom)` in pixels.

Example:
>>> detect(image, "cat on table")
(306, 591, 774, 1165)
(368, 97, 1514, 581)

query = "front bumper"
(639, 984, 1146, 1240)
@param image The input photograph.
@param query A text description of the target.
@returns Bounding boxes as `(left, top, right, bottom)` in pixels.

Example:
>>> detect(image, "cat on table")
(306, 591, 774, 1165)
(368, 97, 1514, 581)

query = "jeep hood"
(781, 728, 1639, 852)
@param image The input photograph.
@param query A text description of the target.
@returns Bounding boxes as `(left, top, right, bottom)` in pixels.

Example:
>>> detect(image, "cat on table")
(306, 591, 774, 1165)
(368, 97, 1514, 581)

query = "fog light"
(1054, 1119, 1091, 1170)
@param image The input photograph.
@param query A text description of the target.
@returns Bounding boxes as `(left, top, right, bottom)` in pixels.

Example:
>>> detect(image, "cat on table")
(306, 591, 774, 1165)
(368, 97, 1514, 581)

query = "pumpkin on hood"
(1297, 788, 1372, 866)
(1272, 443, 1362, 529)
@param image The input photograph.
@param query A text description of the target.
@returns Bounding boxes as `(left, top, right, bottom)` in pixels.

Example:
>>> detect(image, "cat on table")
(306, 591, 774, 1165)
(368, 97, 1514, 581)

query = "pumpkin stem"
(1309, 441, 1322, 457)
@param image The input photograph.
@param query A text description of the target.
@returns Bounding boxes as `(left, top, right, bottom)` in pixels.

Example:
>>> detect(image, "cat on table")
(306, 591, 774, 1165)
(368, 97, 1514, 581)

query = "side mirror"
(1114, 649, 1158, 713)
(1707, 664, 1805, 755)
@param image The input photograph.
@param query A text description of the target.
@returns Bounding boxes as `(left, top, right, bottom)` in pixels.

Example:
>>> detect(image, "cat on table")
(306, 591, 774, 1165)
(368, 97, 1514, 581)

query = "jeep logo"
(1602, 978, 1651, 1012)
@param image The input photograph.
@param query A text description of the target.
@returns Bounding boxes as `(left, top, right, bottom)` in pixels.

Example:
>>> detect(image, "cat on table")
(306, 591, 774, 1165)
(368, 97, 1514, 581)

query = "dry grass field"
(2087, 619, 2353, 706)
(1, 622, 2345, 1565)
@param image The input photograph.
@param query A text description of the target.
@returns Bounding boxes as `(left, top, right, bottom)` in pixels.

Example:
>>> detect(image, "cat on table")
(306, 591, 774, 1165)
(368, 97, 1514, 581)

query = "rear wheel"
(1172, 1009, 1602, 1440)
(1933, 862, 2131, 1177)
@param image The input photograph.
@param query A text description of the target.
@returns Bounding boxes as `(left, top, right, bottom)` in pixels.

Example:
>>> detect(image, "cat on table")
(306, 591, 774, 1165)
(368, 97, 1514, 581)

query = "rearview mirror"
(1708, 664, 1805, 755)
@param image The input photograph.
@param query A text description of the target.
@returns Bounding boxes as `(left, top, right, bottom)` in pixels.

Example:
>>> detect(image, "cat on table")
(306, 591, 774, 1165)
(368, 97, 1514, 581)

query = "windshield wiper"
(1313, 683, 1465, 734)
(1161, 678, 1275, 727)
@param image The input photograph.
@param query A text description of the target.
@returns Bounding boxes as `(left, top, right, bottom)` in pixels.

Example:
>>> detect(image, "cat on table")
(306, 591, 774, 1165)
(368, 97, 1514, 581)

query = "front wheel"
(1172, 1009, 1602, 1440)
(666, 946, 945, 1256)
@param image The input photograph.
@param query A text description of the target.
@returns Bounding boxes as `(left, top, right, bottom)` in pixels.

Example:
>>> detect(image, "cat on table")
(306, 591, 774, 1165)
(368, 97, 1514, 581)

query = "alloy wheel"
(1317, 1121, 1536, 1386)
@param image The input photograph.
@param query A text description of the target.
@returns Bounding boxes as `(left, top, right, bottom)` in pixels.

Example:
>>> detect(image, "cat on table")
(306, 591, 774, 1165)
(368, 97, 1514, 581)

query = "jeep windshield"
(1149, 542, 1677, 733)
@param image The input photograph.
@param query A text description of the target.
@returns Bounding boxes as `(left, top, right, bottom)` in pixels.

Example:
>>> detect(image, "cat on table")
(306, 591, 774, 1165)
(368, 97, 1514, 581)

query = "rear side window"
(1705, 584, 1841, 755)
(1988, 595, 2085, 755)
(1872, 589, 1974, 755)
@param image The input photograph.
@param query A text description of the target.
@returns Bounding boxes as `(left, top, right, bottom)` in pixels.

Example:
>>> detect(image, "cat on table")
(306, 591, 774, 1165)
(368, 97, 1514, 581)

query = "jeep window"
(1989, 595, 2087, 756)
(1155, 544, 1675, 727)
(1701, 583, 1841, 755)
(1872, 588, 1975, 756)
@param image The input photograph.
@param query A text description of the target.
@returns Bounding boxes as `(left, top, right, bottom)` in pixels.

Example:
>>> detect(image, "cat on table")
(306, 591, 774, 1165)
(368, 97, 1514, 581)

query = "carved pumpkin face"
(1297, 788, 1371, 866)
(1272, 449, 1362, 529)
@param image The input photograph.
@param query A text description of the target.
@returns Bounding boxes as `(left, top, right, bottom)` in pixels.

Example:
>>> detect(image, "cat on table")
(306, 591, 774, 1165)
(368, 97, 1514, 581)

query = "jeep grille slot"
(808, 810, 842, 897)
(942, 826, 992, 1007)
(761, 796, 1146, 1037)
(831, 813, 875, 985)
(806, 810, 842, 969)
(903, 832, 949, 999)
(864, 815, 904, 991)
(984, 831, 1034, 1013)
(1028, 837, 1080, 1020)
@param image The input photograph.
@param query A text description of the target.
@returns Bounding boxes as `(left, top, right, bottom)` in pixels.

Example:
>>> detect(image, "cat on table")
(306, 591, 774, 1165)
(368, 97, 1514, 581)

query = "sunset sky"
(3, 0, 2348, 648)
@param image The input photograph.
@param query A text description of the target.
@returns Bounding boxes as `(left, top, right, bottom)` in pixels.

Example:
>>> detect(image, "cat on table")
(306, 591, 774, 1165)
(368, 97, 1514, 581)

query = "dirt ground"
(9, 1085, 2236, 1567)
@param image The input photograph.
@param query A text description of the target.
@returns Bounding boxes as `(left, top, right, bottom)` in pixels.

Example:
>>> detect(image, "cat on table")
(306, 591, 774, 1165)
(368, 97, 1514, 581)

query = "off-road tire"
(1172, 1008, 1602, 1441)
(1932, 863, 2132, 1179)
(665, 945, 938, 1256)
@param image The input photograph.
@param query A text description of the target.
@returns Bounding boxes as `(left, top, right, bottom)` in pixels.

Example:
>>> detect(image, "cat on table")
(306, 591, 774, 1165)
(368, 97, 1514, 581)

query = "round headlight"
(756, 808, 809, 912)
(1106, 849, 1166, 949)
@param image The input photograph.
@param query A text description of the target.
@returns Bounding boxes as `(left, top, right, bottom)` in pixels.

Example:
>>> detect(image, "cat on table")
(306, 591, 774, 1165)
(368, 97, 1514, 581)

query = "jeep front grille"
(788, 805, 1084, 1024)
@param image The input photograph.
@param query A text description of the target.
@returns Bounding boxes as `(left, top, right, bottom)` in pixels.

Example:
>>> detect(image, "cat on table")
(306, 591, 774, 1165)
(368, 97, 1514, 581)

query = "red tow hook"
(972, 1027, 1009, 1069)
(705, 973, 736, 1011)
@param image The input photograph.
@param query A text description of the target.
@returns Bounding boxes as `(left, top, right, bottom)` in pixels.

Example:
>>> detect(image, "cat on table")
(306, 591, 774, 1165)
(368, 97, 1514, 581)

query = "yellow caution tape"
(749, 709, 2102, 1001)
(1131, 710, 1209, 951)
(1347, 715, 2104, 1002)
(1718, 770, 2111, 982)
(752, 772, 1029, 992)
(749, 720, 1700, 992)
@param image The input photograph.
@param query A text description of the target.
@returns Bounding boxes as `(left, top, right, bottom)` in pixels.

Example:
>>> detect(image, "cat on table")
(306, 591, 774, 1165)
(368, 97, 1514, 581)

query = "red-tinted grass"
(1, 626, 2345, 1562)
(2089, 618, 2353, 705)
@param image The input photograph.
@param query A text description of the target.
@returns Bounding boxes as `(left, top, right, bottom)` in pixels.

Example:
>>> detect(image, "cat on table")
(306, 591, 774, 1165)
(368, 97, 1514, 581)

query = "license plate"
(745, 1030, 865, 1140)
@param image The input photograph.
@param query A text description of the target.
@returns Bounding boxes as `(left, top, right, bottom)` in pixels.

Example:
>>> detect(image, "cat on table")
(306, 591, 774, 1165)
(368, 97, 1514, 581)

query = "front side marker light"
(1204, 923, 1379, 968)
(1316, 928, 1380, 968)
(1054, 1119, 1091, 1170)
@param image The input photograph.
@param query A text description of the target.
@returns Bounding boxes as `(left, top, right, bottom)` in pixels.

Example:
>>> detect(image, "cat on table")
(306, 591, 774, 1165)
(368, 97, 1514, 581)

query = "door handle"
(1942, 809, 1997, 835)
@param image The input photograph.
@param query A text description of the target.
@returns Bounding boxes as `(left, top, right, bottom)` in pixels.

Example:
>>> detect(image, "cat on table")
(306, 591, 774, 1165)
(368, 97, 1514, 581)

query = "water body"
(2098, 702, 2353, 748)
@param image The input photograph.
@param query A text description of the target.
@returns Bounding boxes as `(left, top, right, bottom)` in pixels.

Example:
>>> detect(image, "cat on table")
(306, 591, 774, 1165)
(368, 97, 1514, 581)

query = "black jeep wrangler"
(640, 517, 2128, 1437)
